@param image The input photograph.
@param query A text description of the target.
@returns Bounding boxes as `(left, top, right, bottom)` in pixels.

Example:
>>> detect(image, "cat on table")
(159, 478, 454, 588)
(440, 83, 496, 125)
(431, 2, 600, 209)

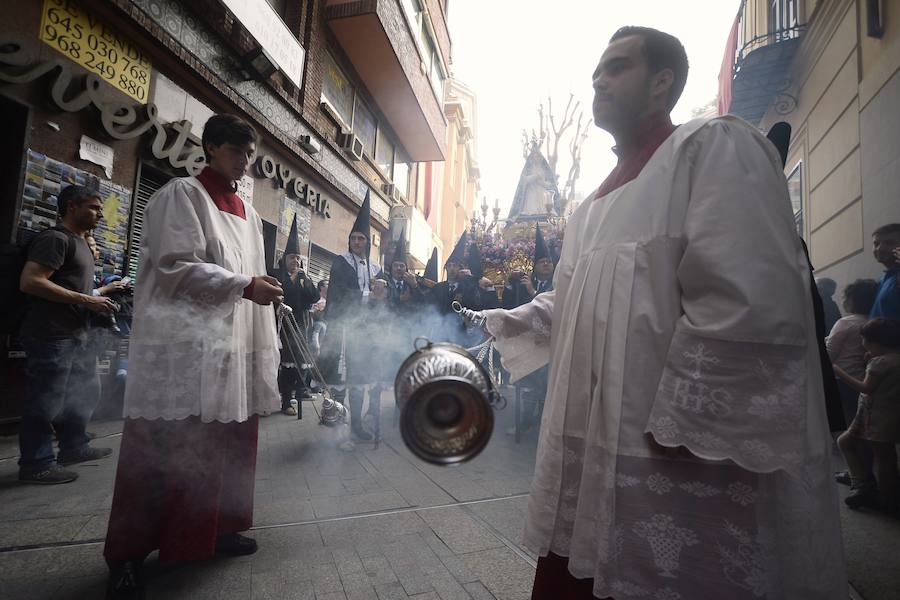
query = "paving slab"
(459, 548, 534, 600)
(0, 515, 92, 549)
(373, 581, 408, 600)
(462, 582, 497, 600)
(339, 570, 379, 600)
(416, 508, 505, 555)
(250, 568, 316, 600)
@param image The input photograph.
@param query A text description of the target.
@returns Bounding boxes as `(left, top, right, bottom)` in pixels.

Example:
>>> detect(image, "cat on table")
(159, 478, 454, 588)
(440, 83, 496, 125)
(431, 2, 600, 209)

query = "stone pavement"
(1, 392, 898, 599)
(0, 390, 540, 600)
(836, 477, 900, 600)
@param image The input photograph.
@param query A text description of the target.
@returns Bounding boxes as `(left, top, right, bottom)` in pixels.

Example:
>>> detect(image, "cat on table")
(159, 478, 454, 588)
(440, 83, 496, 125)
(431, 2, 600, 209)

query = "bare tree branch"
(546, 94, 580, 175)
(525, 94, 592, 213)
(561, 110, 590, 206)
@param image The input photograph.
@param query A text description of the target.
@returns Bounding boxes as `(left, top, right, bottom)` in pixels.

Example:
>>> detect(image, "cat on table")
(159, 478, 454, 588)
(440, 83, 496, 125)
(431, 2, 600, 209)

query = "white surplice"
(124, 177, 280, 423)
(485, 117, 846, 599)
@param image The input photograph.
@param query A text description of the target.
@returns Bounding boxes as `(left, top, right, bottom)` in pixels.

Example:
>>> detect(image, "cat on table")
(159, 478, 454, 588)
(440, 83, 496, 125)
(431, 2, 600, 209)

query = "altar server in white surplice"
(104, 115, 283, 598)
(483, 27, 846, 600)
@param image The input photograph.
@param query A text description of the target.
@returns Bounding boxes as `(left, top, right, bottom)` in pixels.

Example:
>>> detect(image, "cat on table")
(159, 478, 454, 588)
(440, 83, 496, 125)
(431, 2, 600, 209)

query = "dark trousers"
(18, 334, 99, 472)
(518, 366, 549, 428)
(278, 364, 308, 410)
(348, 386, 382, 434)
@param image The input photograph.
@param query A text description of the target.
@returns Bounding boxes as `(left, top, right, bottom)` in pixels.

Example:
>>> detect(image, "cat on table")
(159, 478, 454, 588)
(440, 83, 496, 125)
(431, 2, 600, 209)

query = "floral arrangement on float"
(475, 228, 563, 285)
(468, 199, 565, 297)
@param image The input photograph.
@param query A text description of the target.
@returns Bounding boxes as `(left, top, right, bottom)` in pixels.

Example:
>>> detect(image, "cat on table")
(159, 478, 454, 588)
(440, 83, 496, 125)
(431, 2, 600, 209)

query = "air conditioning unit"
(382, 183, 401, 203)
(298, 134, 321, 154)
(337, 132, 364, 161)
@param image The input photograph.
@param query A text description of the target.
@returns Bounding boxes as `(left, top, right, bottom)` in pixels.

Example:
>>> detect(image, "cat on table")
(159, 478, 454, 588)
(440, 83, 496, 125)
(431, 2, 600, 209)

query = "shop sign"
(254, 154, 331, 218)
(0, 38, 205, 175)
(236, 175, 255, 205)
(39, 0, 152, 103)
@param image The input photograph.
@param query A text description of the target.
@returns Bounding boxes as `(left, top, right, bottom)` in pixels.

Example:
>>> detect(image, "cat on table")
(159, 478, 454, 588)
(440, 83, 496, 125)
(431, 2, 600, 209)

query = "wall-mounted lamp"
(240, 46, 278, 81)
(867, 0, 885, 38)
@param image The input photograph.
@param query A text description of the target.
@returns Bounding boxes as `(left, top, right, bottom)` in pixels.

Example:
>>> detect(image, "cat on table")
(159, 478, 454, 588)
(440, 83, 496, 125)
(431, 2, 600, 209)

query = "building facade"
(434, 77, 479, 267)
(0, 0, 452, 419)
(723, 0, 900, 289)
(0, 0, 451, 281)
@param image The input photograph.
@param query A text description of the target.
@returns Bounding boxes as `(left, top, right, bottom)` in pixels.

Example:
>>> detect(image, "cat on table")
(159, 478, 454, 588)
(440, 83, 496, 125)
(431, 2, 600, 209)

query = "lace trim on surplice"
(646, 332, 807, 476)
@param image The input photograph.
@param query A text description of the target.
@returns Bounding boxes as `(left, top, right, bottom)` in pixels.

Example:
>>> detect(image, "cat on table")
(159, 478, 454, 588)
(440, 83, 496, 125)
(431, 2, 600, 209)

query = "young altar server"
(104, 114, 283, 597)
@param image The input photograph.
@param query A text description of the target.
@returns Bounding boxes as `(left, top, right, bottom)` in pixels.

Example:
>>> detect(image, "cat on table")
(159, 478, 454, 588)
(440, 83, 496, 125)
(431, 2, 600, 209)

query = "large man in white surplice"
(482, 27, 846, 599)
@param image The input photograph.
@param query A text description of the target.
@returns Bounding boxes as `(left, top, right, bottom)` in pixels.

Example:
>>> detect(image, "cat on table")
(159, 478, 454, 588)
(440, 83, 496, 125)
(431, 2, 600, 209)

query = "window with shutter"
(308, 245, 336, 287)
(126, 164, 172, 280)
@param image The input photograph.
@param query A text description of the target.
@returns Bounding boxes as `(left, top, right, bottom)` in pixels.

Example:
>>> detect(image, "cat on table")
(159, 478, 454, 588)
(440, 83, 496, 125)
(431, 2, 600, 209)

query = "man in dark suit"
(429, 232, 487, 346)
(502, 225, 555, 310)
(320, 192, 383, 440)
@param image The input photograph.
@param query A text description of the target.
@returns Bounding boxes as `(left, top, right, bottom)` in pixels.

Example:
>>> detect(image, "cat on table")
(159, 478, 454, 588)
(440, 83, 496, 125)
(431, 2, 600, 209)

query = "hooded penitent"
(446, 230, 467, 267)
(466, 240, 484, 280)
(534, 224, 550, 263)
(349, 190, 372, 257)
(391, 227, 407, 267)
(285, 214, 301, 258)
(423, 248, 438, 281)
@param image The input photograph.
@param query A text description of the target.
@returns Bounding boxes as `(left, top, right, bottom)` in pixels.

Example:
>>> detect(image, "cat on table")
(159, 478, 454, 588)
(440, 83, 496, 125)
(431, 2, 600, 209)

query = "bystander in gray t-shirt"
(20, 226, 94, 339)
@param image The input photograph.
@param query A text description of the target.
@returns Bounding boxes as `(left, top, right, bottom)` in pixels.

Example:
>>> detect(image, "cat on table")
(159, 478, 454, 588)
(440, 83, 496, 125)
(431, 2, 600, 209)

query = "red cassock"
(103, 416, 259, 562)
(104, 168, 263, 563)
(530, 112, 676, 600)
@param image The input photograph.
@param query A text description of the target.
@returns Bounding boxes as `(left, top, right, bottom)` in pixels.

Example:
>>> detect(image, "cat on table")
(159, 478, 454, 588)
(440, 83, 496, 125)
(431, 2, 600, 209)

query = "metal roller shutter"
(126, 164, 171, 280)
(307, 245, 335, 286)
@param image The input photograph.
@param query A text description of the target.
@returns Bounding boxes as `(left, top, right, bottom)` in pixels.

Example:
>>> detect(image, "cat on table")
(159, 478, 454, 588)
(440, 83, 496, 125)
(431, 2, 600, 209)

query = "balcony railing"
(734, 24, 807, 76)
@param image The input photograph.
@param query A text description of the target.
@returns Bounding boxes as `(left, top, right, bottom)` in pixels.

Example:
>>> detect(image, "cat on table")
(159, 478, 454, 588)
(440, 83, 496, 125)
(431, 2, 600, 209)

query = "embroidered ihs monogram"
(671, 379, 734, 416)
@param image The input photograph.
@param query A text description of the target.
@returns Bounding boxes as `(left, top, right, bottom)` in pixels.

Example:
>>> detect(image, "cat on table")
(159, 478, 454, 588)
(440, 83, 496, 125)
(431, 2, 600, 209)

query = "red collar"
(196, 167, 246, 220)
(592, 112, 677, 200)
(611, 111, 675, 158)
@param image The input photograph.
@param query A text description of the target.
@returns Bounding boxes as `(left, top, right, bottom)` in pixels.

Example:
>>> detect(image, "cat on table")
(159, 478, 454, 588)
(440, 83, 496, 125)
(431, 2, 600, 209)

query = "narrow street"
(2, 1, 900, 599)
(1, 391, 899, 599)
(0, 392, 539, 600)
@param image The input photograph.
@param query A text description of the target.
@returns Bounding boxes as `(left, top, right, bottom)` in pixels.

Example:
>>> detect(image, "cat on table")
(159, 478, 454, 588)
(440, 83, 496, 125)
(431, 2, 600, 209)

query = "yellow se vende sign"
(39, 0, 152, 103)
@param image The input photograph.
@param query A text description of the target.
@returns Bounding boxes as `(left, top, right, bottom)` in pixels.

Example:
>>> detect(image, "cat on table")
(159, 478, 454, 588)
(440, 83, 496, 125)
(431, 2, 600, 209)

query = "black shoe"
(215, 533, 258, 556)
(845, 485, 878, 509)
(106, 560, 145, 599)
(834, 470, 851, 486)
(18, 465, 79, 485)
(58, 446, 113, 466)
